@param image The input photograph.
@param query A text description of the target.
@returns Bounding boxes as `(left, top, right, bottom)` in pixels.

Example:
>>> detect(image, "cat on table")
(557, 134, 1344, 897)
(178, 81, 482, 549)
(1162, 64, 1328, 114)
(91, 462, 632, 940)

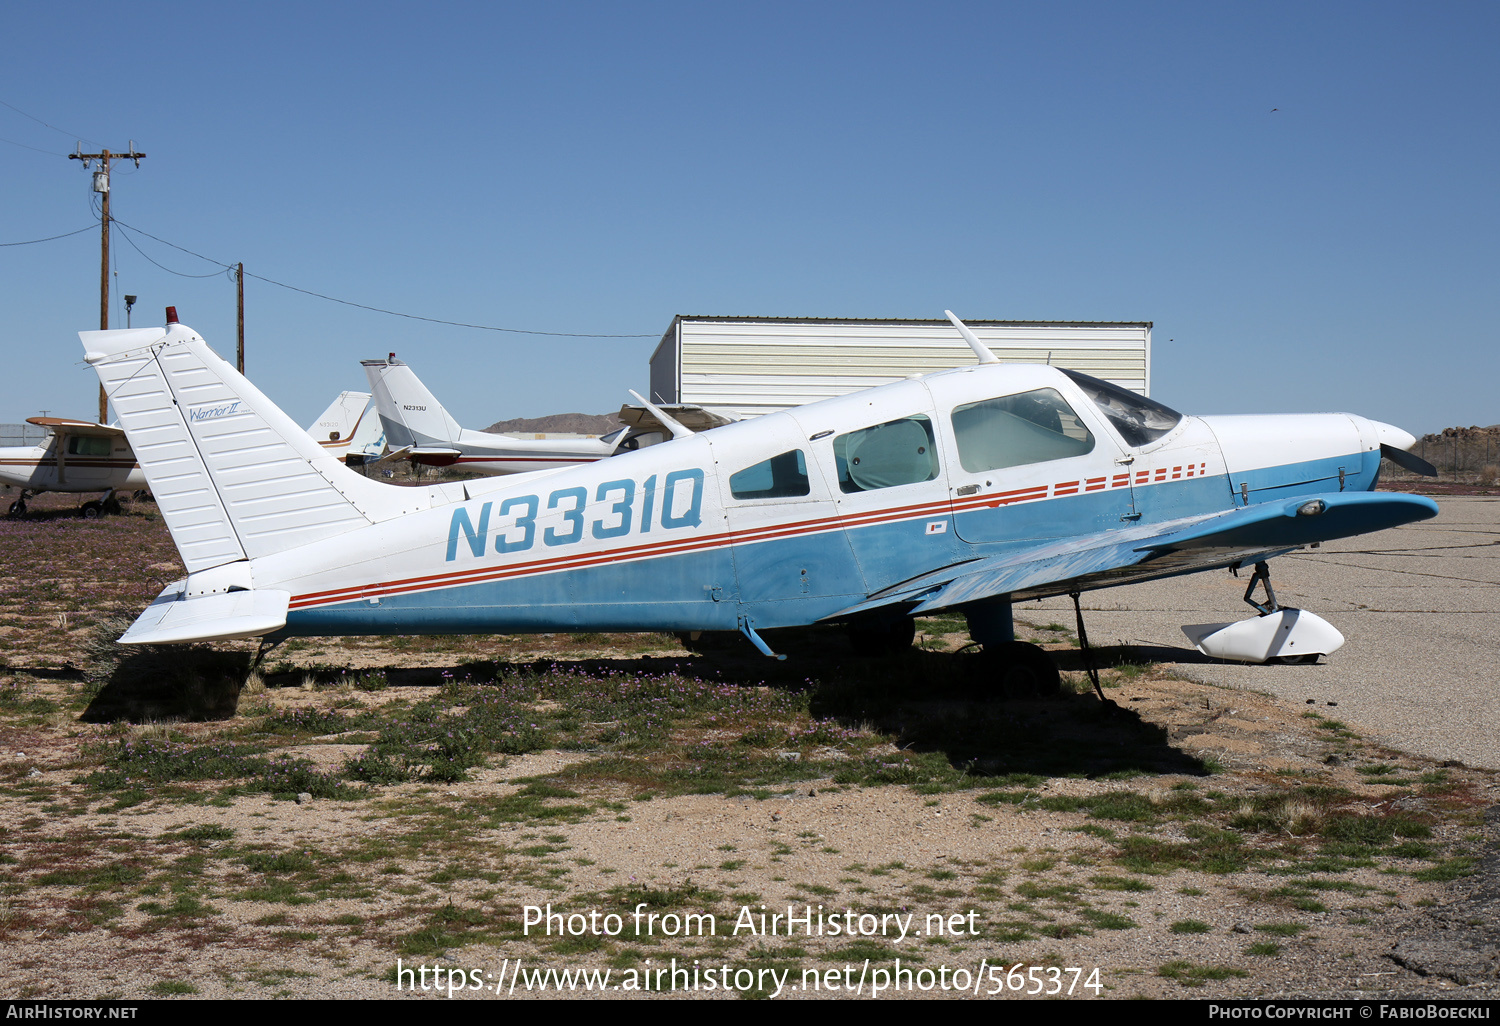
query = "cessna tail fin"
(307, 391, 374, 457)
(82, 324, 425, 575)
(361, 356, 463, 449)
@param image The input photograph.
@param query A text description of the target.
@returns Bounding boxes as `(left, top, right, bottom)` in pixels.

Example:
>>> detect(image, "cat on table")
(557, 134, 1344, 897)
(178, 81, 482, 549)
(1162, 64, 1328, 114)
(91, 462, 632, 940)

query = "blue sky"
(3, 1, 1495, 434)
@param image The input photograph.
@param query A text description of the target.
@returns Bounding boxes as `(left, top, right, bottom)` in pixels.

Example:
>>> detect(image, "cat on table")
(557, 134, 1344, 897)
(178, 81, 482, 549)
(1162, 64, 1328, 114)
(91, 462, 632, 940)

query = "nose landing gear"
(1182, 561, 1345, 664)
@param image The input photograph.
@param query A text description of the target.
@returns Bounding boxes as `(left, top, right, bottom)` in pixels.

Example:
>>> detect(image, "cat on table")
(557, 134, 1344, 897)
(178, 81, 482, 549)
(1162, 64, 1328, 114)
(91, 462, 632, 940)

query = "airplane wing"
(824, 491, 1439, 620)
(369, 444, 463, 468)
(26, 416, 124, 437)
(617, 403, 737, 434)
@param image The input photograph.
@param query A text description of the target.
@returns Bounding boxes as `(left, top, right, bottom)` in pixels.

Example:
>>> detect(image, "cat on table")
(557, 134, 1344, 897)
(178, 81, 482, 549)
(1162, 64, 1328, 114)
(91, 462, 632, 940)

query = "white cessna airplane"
(361, 354, 731, 475)
(81, 313, 1437, 684)
(0, 417, 146, 517)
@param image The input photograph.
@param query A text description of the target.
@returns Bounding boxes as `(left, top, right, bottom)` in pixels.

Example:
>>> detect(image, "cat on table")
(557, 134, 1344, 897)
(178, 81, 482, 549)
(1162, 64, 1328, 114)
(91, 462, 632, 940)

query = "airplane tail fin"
(82, 323, 425, 575)
(307, 391, 373, 458)
(361, 357, 463, 449)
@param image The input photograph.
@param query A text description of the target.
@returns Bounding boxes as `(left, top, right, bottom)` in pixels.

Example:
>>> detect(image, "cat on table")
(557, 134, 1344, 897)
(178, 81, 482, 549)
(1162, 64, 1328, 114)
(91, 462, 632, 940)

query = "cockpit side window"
(1061, 370, 1182, 448)
(950, 389, 1094, 473)
(834, 415, 940, 493)
(66, 435, 112, 457)
(730, 449, 811, 500)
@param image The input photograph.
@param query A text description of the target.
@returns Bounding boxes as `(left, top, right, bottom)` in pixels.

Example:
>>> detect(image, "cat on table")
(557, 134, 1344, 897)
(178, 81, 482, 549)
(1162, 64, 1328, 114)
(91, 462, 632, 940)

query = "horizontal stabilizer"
(120, 582, 290, 645)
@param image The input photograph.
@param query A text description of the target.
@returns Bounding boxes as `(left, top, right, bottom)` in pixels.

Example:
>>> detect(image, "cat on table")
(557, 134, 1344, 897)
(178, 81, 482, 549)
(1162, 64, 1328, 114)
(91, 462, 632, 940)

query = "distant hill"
(481, 412, 623, 436)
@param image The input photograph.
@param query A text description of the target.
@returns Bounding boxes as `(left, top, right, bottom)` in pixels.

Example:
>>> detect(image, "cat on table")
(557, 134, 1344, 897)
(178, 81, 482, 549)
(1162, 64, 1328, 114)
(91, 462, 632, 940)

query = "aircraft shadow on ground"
(1050, 642, 1223, 669)
(449, 631, 1212, 781)
(77, 628, 1210, 779)
(81, 646, 248, 724)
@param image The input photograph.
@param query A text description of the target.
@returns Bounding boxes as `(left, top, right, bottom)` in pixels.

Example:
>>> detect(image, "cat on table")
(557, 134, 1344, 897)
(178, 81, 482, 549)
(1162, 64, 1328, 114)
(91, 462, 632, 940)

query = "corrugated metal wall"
(0, 423, 50, 448)
(651, 318, 1151, 419)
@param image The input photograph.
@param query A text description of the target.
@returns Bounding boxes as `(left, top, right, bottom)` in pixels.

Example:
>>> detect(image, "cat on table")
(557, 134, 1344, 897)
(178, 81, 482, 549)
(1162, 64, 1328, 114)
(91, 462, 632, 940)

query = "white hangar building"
(648, 315, 1153, 420)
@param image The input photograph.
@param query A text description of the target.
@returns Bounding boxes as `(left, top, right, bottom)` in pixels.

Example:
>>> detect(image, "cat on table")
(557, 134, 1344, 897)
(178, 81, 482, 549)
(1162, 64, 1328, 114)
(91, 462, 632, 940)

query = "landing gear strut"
(1242, 561, 1279, 615)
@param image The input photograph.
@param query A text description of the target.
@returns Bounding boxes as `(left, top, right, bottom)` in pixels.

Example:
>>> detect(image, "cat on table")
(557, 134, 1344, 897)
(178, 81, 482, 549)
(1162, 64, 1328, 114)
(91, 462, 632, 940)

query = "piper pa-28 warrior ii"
(361, 354, 733, 475)
(82, 313, 1438, 684)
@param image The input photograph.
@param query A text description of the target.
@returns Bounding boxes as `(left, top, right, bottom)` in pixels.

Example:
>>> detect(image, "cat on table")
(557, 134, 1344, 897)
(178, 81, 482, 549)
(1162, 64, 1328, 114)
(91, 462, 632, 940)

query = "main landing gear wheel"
(6, 499, 25, 517)
(844, 616, 916, 657)
(1272, 653, 1320, 665)
(80, 501, 103, 519)
(981, 641, 1061, 698)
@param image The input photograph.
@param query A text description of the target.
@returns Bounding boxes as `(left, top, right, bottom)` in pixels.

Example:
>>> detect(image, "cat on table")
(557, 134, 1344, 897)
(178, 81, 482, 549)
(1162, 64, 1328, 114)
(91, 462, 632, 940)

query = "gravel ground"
(1, 494, 1497, 1001)
(1, 667, 1497, 1001)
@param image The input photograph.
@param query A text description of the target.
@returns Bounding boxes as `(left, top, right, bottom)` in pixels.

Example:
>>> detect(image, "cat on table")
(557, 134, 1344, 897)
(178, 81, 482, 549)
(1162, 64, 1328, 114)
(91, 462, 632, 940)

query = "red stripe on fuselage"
(288, 468, 1212, 609)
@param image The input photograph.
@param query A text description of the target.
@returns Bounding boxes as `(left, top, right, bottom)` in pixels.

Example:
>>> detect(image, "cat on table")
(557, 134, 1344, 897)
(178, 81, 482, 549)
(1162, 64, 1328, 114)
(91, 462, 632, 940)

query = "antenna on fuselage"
(945, 310, 1000, 365)
(628, 390, 694, 439)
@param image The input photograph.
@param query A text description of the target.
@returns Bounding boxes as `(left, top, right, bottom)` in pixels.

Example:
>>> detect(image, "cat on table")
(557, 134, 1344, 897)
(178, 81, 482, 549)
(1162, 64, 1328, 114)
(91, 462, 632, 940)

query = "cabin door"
(707, 417, 863, 627)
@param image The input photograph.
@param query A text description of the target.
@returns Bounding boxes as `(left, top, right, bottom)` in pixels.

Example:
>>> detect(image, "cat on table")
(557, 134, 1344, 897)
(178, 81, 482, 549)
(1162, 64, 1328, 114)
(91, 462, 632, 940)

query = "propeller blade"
(1380, 443, 1437, 477)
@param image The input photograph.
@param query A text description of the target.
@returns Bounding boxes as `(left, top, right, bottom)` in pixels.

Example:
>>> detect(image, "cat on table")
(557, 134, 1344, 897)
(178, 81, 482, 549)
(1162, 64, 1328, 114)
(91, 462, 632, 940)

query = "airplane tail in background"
(307, 391, 374, 458)
(82, 324, 423, 576)
(361, 357, 464, 449)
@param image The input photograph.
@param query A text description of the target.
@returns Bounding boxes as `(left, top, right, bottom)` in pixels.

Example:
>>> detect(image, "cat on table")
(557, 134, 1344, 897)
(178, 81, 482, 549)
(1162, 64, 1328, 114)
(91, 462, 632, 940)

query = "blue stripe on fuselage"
(1234, 450, 1379, 503)
(280, 453, 1373, 636)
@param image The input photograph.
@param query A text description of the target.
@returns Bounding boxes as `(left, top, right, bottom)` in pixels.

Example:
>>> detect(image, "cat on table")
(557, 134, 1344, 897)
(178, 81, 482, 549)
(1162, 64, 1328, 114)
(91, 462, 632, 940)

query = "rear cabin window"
(730, 450, 811, 500)
(65, 436, 112, 457)
(834, 415, 940, 493)
(950, 389, 1094, 473)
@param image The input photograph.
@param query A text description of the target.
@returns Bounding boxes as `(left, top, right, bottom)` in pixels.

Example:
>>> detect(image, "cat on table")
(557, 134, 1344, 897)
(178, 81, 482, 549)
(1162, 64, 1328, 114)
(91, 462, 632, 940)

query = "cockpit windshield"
(1061, 370, 1182, 448)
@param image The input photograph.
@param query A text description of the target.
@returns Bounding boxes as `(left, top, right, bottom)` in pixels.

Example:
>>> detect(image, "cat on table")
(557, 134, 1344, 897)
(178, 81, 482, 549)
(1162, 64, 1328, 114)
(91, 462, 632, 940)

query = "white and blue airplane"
(79, 312, 1438, 686)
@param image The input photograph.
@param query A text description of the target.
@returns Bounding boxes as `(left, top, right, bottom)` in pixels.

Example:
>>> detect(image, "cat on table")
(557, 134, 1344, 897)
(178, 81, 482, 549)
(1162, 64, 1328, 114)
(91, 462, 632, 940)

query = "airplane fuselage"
(0, 440, 145, 494)
(255, 363, 1395, 637)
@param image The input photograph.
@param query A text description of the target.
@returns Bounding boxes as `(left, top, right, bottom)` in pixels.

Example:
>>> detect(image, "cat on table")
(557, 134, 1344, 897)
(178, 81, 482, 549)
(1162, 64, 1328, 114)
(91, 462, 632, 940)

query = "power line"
(0, 134, 65, 157)
(116, 223, 229, 278)
(0, 224, 97, 247)
(110, 218, 658, 339)
(0, 97, 101, 148)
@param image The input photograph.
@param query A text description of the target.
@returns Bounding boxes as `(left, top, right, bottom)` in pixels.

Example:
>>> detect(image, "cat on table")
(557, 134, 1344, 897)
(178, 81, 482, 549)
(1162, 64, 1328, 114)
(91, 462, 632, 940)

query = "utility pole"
(69, 144, 145, 423)
(236, 263, 245, 373)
